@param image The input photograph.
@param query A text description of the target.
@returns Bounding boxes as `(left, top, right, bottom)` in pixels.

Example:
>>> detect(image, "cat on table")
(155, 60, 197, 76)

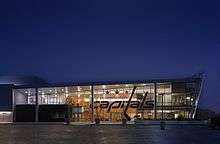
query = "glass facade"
(13, 88, 36, 105)
(38, 87, 66, 105)
(13, 78, 202, 122)
(64, 86, 92, 122)
(0, 111, 13, 122)
(13, 86, 93, 122)
(94, 83, 155, 122)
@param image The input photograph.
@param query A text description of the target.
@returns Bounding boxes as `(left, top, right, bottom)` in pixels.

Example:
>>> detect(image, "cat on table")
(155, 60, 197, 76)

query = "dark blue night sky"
(0, 0, 219, 112)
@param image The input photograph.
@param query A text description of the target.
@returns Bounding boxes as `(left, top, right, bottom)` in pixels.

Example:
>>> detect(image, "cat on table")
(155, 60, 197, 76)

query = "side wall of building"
(0, 85, 13, 122)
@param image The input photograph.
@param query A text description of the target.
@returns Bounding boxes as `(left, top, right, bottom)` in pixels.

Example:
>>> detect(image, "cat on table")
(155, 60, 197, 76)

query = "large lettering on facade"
(94, 100, 154, 112)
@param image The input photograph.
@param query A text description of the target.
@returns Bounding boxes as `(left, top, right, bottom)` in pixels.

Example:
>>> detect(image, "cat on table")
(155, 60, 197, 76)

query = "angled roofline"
(13, 76, 203, 89)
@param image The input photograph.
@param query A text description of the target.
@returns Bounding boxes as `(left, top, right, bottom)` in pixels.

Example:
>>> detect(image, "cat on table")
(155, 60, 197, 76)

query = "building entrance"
(0, 112, 12, 122)
(110, 112, 123, 122)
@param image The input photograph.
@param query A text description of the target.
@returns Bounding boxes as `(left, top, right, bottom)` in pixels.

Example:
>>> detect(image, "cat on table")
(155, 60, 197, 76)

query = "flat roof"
(13, 76, 202, 89)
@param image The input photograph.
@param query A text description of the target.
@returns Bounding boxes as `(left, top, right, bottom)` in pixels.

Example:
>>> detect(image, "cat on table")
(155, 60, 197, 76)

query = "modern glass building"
(0, 74, 204, 123)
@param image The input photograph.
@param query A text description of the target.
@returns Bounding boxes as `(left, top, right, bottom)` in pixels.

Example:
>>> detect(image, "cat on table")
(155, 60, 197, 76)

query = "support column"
(154, 83, 157, 120)
(12, 90, 16, 122)
(35, 88, 39, 122)
(91, 85, 94, 123)
(161, 94, 164, 120)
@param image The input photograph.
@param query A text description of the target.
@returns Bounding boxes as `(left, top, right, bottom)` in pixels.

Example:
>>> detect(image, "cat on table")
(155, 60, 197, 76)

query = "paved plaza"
(0, 124, 219, 144)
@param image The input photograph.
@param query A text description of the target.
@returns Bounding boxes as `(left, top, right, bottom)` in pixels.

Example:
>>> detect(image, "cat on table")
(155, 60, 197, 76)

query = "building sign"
(94, 100, 154, 112)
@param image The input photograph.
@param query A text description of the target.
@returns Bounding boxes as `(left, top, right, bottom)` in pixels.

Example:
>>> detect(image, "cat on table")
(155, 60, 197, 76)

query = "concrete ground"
(0, 124, 219, 144)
